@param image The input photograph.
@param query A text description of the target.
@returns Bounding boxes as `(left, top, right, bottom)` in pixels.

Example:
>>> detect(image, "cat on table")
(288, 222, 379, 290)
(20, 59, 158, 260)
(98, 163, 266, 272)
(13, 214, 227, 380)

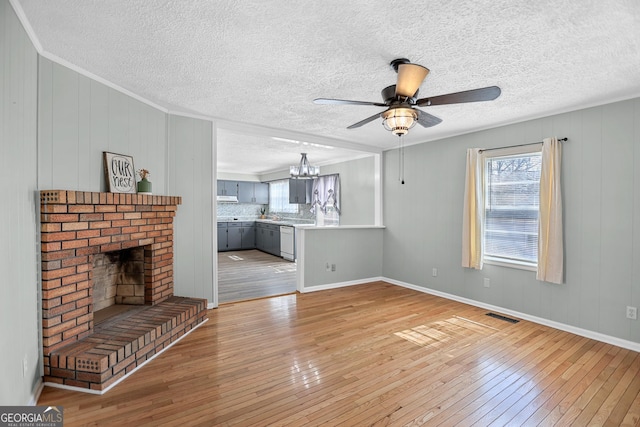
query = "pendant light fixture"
(290, 153, 319, 178)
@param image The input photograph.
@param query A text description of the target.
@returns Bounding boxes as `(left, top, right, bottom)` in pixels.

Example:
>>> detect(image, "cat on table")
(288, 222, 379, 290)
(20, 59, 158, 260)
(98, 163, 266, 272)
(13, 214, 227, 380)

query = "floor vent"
(486, 312, 520, 323)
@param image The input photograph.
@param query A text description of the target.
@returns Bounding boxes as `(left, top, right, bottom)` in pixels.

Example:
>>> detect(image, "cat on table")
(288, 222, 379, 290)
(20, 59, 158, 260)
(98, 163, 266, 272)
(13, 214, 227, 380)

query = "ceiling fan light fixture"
(290, 153, 319, 178)
(382, 107, 417, 136)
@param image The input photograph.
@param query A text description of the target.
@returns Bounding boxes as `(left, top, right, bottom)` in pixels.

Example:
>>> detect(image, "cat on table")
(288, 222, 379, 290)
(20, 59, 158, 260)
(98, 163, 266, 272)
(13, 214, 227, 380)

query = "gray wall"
(260, 155, 377, 225)
(302, 227, 383, 288)
(38, 57, 167, 193)
(0, 0, 40, 405)
(168, 115, 215, 305)
(319, 156, 376, 226)
(382, 98, 640, 344)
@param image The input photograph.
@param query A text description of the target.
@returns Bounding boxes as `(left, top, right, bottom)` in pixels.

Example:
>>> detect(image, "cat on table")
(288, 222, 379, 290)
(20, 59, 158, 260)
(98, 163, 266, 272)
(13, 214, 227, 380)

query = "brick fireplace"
(40, 190, 207, 392)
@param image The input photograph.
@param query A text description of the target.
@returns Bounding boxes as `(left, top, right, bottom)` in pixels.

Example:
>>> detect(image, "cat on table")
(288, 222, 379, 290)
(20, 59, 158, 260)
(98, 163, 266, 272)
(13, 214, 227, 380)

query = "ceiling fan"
(314, 58, 501, 136)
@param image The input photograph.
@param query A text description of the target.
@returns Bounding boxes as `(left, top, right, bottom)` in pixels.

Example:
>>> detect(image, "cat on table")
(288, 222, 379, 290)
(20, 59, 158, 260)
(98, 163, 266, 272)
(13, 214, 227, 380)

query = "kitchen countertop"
(217, 218, 315, 227)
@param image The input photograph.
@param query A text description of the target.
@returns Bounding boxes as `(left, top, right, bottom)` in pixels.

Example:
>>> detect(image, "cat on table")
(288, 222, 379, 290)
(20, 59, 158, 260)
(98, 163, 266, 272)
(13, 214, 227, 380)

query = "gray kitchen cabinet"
(254, 182, 269, 204)
(256, 222, 281, 256)
(217, 222, 227, 251)
(289, 178, 312, 204)
(237, 182, 269, 204)
(218, 221, 256, 251)
(240, 222, 256, 249)
(217, 180, 238, 197)
(226, 223, 242, 250)
(256, 223, 267, 252)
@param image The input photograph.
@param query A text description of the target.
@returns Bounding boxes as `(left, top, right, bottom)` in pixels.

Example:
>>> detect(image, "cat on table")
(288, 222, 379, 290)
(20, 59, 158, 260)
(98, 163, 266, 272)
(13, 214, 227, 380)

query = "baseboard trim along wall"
(300, 277, 384, 293)
(384, 277, 640, 354)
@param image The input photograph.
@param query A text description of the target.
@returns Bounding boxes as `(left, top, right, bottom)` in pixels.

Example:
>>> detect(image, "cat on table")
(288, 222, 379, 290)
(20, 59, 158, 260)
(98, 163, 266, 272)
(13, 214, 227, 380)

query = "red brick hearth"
(40, 190, 208, 391)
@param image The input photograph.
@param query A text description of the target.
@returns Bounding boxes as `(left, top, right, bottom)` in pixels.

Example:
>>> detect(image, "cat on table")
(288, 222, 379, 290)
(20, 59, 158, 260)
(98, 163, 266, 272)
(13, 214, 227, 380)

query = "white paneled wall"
(0, 0, 40, 405)
(383, 98, 640, 345)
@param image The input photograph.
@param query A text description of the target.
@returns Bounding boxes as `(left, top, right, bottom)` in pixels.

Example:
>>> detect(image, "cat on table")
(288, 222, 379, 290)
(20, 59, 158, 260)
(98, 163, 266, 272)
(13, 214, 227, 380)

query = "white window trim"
(481, 143, 542, 270)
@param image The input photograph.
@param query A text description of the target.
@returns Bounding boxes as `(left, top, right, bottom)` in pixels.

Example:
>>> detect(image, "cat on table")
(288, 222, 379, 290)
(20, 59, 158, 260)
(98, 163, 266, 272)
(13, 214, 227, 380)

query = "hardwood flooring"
(218, 249, 296, 303)
(38, 282, 640, 426)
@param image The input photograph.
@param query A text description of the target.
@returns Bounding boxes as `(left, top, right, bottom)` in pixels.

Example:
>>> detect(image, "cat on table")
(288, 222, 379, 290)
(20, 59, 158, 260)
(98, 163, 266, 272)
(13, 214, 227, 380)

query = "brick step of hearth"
(44, 296, 207, 392)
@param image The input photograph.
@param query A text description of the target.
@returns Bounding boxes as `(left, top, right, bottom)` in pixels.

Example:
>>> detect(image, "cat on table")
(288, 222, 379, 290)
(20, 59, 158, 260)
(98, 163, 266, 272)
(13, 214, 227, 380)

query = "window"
(268, 179, 298, 214)
(483, 149, 541, 268)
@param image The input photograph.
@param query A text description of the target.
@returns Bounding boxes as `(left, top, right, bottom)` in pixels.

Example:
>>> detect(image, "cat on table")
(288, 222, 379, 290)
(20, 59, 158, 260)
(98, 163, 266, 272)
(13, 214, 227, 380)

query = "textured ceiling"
(14, 0, 640, 174)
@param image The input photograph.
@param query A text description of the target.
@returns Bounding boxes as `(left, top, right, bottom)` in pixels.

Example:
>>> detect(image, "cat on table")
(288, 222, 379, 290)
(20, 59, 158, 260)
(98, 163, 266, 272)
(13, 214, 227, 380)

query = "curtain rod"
(479, 137, 567, 153)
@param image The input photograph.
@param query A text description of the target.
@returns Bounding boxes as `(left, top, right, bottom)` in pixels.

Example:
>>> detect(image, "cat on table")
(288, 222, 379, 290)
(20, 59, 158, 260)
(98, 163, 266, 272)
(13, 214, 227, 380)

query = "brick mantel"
(39, 190, 189, 390)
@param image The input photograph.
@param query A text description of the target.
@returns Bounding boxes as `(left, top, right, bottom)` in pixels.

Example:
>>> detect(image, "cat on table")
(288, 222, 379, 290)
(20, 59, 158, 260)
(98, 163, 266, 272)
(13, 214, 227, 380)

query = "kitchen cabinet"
(218, 221, 256, 251)
(217, 180, 238, 197)
(226, 223, 242, 250)
(238, 182, 269, 204)
(289, 178, 312, 204)
(241, 222, 256, 249)
(256, 222, 281, 256)
(217, 222, 227, 251)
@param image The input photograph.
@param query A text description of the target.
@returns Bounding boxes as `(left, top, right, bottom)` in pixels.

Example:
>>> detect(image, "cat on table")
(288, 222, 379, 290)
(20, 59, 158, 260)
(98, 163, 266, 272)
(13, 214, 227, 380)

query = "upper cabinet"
(238, 181, 269, 204)
(289, 178, 312, 204)
(217, 180, 238, 197)
(218, 180, 268, 204)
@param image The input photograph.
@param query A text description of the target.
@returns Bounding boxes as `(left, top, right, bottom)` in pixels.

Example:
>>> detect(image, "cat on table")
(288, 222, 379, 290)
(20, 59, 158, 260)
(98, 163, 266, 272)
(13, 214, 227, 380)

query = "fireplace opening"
(93, 247, 145, 325)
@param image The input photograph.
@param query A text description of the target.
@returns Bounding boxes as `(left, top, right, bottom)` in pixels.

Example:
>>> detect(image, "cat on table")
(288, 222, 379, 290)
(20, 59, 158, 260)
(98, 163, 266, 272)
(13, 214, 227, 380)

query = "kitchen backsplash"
(217, 203, 315, 221)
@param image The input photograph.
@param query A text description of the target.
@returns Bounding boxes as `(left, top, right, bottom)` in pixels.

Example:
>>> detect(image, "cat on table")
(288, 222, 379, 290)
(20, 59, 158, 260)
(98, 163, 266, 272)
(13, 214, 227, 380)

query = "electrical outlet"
(331, 264, 336, 272)
(626, 306, 637, 320)
(432, 268, 438, 277)
(483, 278, 490, 288)
(23, 356, 28, 378)
(325, 262, 331, 272)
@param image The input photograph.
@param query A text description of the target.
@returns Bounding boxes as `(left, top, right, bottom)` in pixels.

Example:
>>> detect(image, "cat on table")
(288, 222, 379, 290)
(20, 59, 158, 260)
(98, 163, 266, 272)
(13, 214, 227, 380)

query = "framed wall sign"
(103, 152, 136, 193)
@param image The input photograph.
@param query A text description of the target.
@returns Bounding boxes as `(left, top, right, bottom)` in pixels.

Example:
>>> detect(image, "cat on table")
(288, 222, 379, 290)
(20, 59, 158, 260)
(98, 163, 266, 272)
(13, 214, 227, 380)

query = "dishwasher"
(280, 226, 294, 261)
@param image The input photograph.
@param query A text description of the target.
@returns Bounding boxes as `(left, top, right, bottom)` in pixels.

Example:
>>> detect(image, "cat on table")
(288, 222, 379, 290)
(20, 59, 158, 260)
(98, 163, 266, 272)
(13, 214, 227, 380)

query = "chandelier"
(290, 153, 319, 178)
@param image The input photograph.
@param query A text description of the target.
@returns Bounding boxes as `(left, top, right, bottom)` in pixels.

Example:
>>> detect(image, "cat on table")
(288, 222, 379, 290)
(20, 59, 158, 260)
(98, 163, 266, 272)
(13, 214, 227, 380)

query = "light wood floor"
(218, 249, 296, 303)
(38, 282, 640, 426)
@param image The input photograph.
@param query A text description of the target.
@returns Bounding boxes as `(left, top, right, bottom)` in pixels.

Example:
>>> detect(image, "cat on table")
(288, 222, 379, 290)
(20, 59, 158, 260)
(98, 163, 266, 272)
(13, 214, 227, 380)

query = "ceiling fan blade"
(314, 98, 387, 107)
(415, 86, 501, 106)
(395, 63, 430, 98)
(347, 112, 383, 129)
(414, 108, 443, 128)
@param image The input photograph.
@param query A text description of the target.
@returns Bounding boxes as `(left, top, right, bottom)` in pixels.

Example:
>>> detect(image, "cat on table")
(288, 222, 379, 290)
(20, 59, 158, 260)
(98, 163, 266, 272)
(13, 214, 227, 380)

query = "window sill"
(483, 257, 537, 272)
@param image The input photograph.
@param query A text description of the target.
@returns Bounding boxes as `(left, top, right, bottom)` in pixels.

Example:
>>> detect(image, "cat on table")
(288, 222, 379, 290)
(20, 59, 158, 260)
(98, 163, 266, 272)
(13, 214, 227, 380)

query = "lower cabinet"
(218, 222, 256, 251)
(256, 223, 281, 256)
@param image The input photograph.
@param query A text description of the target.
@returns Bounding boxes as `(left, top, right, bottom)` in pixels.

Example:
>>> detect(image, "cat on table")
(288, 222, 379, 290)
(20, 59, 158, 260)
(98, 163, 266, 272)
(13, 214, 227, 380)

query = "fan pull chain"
(399, 134, 405, 184)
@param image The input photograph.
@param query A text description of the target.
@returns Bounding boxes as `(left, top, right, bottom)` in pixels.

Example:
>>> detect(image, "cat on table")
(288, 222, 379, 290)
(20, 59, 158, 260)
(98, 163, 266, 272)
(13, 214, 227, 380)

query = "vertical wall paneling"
(632, 100, 640, 343)
(37, 58, 168, 193)
(0, 0, 39, 405)
(168, 115, 215, 304)
(383, 97, 640, 345)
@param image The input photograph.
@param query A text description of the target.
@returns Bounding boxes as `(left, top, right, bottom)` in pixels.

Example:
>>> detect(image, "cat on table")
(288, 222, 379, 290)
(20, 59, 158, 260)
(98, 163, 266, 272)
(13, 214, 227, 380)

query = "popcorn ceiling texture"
(16, 0, 640, 154)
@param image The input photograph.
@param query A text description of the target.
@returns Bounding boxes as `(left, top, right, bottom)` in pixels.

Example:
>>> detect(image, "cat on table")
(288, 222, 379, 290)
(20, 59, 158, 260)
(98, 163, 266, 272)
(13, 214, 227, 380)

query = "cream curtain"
(537, 137, 564, 284)
(461, 148, 484, 269)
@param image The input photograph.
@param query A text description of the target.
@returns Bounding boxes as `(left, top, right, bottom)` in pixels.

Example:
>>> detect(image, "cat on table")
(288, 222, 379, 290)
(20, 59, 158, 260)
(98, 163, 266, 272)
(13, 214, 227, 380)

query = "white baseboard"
(300, 276, 384, 293)
(27, 379, 44, 406)
(384, 277, 640, 353)
(43, 318, 209, 395)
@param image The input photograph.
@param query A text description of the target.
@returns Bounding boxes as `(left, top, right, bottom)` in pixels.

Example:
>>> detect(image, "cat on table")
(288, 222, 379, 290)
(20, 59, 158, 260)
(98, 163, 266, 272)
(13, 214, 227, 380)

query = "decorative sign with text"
(103, 152, 136, 193)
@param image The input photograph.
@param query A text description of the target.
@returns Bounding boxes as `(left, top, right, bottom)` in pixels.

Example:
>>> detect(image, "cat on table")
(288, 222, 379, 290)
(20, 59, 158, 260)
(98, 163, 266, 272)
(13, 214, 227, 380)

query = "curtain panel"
(537, 137, 564, 284)
(311, 174, 341, 215)
(461, 148, 484, 269)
